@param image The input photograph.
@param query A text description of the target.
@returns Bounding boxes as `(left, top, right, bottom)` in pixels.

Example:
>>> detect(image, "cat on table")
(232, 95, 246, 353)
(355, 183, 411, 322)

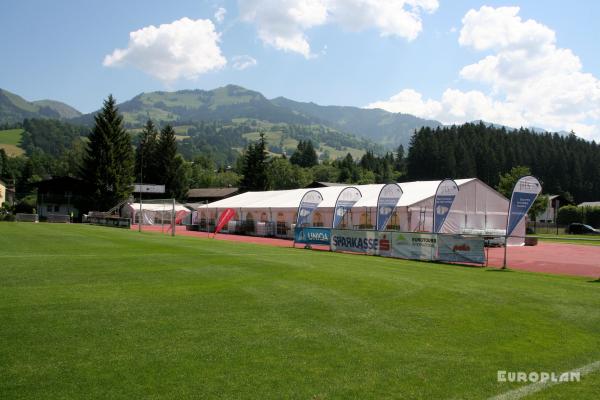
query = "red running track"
(132, 225, 600, 278)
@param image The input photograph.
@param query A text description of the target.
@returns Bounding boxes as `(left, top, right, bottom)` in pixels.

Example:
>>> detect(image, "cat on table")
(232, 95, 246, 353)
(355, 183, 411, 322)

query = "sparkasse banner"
(296, 190, 323, 227)
(433, 179, 459, 233)
(376, 183, 403, 231)
(330, 229, 392, 256)
(332, 187, 362, 228)
(506, 176, 542, 236)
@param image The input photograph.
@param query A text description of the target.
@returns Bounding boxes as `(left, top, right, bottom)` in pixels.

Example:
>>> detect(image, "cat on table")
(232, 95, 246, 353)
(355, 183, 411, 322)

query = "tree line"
(3, 99, 600, 216)
(407, 123, 600, 202)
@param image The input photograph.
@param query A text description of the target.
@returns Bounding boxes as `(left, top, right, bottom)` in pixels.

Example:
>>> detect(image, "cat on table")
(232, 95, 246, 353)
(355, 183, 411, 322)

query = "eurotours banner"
(506, 176, 542, 236)
(294, 227, 331, 246)
(433, 179, 459, 233)
(332, 187, 362, 228)
(296, 190, 323, 227)
(376, 183, 403, 231)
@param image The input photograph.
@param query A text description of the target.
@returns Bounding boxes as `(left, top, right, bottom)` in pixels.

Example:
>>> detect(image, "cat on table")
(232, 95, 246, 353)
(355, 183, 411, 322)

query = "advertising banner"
(391, 232, 437, 261)
(433, 179, 459, 233)
(215, 208, 235, 234)
(437, 234, 485, 264)
(506, 176, 542, 236)
(330, 229, 392, 256)
(376, 183, 403, 231)
(296, 190, 323, 227)
(294, 227, 332, 246)
(332, 187, 362, 228)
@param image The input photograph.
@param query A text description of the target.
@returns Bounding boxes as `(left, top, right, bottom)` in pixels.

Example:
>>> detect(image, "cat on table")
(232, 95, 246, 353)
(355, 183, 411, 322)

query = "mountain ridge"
(0, 88, 81, 124)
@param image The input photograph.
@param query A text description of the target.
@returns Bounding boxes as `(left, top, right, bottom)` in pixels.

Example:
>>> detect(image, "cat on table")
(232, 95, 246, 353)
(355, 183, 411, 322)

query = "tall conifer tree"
(81, 95, 134, 210)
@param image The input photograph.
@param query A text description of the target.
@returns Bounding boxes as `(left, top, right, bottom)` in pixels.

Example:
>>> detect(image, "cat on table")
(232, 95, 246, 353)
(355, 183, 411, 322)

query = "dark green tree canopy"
(240, 133, 269, 192)
(81, 95, 134, 210)
(290, 140, 318, 168)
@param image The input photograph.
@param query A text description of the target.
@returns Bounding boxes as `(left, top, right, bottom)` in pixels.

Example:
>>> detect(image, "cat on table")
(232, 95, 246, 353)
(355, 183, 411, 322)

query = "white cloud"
(367, 6, 600, 140)
(103, 18, 227, 83)
(239, 0, 439, 58)
(215, 7, 227, 24)
(232, 55, 258, 70)
(367, 89, 442, 117)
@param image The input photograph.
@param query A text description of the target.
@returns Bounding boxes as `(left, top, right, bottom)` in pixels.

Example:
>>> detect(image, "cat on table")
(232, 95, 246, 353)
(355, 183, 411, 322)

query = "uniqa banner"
(391, 232, 437, 261)
(506, 176, 542, 236)
(294, 227, 332, 246)
(433, 179, 459, 233)
(376, 183, 403, 231)
(437, 234, 485, 264)
(296, 190, 323, 227)
(330, 229, 392, 256)
(332, 187, 362, 228)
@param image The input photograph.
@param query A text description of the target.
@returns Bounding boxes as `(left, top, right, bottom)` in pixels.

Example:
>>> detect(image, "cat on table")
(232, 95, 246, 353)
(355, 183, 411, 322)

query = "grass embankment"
(1, 223, 599, 399)
(0, 128, 24, 156)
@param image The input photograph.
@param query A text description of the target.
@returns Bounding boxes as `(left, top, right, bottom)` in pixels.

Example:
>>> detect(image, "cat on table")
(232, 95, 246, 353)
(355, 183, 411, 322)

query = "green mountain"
(74, 85, 315, 127)
(32, 99, 82, 119)
(73, 85, 441, 148)
(0, 89, 81, 124)
(270, 97, 442, 147)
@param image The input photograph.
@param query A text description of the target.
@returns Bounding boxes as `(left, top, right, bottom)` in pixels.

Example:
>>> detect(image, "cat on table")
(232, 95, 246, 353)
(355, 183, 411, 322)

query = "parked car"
(566, 223, 600, 234)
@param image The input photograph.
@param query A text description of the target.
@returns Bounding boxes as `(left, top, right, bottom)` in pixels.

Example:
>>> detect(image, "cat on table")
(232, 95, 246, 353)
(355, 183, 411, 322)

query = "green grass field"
(532, 233, 600, 246)
(1, 224, 599, 399)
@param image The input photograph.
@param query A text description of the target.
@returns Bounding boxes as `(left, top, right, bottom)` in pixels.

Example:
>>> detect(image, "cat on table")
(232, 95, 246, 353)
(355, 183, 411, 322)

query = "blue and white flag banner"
(294, 227, 331, 246)
(332, 187, 362, 228)
(506, 176, 542, 236)
(433, 179, 459, 233)
(376, 183, 403, 231)
(296, 190, 323, 227)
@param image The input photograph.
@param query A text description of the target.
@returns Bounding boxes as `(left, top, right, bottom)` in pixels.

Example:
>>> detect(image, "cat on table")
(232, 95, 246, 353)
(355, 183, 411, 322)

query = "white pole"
(171, 198, 175, 237)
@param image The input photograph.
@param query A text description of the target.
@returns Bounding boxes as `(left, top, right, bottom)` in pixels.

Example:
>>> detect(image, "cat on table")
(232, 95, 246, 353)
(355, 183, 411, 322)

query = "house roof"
(199, 179, 479, 210)
(305, 181, 347, 188)
(187, 187, 239, 198)
(31, 176, 89, 192)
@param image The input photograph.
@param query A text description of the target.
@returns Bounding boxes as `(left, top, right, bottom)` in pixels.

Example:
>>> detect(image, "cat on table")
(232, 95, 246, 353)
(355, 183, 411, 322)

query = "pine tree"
(156, 124, 189, 200)
(135, 120, 159, 185)
(240, 133, 268, 191)
(81, 95, 134, 210)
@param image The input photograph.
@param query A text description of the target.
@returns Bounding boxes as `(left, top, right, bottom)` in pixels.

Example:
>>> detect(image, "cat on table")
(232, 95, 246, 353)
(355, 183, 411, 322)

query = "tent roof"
(127, 203, 190, 212)
(200, 179, 477, 210)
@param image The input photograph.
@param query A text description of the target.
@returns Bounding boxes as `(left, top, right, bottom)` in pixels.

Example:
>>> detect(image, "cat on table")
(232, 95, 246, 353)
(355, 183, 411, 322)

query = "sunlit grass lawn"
(532, 233, 600, 246)
(1, 223, 599, 399)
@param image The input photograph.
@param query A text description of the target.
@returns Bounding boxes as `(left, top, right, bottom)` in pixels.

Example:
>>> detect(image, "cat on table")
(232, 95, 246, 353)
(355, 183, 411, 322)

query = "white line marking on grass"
(488, 360, 600, 400)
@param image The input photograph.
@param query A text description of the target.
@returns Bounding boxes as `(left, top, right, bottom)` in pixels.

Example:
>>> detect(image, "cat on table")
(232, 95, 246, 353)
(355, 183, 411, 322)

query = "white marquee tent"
(197, 178, 525, 244)
(122, 202, 192, 225)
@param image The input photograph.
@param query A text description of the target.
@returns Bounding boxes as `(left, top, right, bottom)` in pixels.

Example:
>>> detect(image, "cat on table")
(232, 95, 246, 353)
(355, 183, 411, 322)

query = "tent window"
(388, 210, 400, 230)
(359, 210, 373, 229)
(260, 212, 268, 222)
(313, 212, 323, 227)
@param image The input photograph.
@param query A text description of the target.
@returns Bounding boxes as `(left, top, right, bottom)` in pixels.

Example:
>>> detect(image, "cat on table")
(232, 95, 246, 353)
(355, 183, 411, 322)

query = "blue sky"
(1, 1, 600, 139)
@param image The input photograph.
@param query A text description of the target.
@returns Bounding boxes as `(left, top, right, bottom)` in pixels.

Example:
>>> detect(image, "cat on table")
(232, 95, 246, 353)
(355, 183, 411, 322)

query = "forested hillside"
(407, 123, 600, 202)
